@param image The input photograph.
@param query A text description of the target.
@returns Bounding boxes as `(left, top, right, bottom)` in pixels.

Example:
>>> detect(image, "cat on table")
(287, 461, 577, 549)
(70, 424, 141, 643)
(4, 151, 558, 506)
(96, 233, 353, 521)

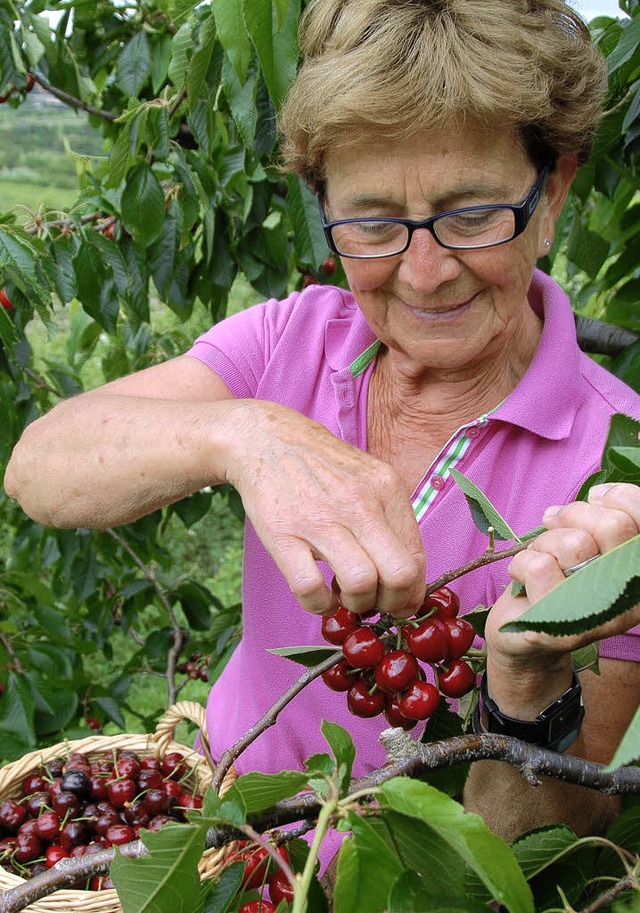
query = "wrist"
(484, 654, 573, 721)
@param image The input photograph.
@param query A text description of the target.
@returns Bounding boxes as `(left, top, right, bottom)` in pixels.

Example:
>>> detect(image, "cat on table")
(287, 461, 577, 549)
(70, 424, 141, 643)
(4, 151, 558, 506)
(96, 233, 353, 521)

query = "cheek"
(342, 259, 396, 292)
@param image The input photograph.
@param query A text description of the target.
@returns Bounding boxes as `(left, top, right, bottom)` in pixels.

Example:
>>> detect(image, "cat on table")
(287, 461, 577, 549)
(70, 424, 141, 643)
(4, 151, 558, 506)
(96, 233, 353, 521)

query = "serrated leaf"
(450, 469, 516, 541)
(168, 21, 193, 88)
(511, 825, 579, 879)
(607, 14, 640, 74)
(369, 812, 464, 892)
(379, 779, 534, 913)
(202, 863, 244, 913)
(213, 0, 252, 82)
(286, 174, 329, 268)
(105, 118, 134, 190)
(268, 645, 341, 666)
(334, 812, 404, 913)
(121, 164, 166, 248)
(116, 31, 152, 97)
(389, 871, 489, 913)
(605, 703, 640, 770)
(225, 770, 310, 813)
(187, 12, 217, 106)
(0, 671, 36, 748)
(242, 0, 299, 108)
(110, 822, 206, 913)
(321, 721, 355, 795)
(500, 534, 640, 635)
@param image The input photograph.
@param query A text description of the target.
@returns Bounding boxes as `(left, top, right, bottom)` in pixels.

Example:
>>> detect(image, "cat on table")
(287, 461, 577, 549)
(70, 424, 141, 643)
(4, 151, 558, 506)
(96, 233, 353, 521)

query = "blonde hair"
(279, 0, 608, 190)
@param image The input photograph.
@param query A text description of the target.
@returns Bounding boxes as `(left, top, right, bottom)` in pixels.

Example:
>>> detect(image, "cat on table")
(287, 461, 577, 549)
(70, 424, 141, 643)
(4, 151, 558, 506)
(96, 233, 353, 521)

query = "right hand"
(224, 400, 426, 617)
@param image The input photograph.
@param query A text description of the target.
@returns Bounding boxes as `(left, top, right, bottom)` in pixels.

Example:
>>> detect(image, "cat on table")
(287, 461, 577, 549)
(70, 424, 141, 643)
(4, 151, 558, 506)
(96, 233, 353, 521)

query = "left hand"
(483, 482, 640, 716)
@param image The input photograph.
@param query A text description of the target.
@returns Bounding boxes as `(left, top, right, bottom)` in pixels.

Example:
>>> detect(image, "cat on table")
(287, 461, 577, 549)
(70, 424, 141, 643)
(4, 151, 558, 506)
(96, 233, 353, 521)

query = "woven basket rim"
(0, 703, 238, 913)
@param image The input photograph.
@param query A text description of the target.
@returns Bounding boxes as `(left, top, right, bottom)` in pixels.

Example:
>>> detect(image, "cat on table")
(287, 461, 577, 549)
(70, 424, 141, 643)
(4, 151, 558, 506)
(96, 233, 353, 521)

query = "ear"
(537, 154, 578, 256)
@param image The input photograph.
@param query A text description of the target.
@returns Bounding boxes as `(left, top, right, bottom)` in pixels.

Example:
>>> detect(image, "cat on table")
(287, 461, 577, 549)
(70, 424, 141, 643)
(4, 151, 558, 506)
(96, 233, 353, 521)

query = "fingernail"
(588, 483, 614, 502)
(543, 505, 561, 520)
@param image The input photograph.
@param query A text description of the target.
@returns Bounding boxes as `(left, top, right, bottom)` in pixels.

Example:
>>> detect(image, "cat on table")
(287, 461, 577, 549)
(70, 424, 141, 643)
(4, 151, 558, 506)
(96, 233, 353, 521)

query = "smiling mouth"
(404, 293, 478, 321)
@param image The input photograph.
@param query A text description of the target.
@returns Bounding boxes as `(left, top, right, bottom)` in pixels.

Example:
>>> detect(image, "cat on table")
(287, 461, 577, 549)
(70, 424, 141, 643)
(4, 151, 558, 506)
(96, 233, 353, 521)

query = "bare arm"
(5, 355, 426, 617)
(464, 482, 640, 839)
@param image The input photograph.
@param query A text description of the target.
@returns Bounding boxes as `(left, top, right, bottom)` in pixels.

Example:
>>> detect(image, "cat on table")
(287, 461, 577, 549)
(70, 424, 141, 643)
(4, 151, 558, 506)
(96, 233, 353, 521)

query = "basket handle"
(153, 701, 209, 756)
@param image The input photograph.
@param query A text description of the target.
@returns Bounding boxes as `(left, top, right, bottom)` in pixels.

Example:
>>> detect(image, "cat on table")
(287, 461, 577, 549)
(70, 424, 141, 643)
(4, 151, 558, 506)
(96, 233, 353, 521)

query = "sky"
(570, 0, 629, 18)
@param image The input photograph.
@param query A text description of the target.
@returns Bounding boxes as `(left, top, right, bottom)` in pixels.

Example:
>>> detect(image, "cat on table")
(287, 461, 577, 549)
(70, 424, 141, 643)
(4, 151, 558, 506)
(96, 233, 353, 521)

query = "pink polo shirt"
(188, 269, 640, 778)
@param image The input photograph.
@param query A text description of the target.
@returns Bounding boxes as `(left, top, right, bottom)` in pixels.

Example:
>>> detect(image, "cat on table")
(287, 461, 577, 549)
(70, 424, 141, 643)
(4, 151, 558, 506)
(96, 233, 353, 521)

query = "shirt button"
(467, 427, 478, 438)
(431, 475, 445, 489)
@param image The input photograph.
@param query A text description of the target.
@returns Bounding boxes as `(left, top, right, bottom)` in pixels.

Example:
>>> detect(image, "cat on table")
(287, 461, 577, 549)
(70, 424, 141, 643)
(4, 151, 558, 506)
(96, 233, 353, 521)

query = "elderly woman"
(5, 0, 640, 843)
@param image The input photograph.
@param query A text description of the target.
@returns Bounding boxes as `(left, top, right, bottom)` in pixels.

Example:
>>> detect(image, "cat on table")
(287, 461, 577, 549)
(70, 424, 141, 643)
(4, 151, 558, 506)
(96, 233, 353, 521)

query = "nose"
(398, 226, 463, 291)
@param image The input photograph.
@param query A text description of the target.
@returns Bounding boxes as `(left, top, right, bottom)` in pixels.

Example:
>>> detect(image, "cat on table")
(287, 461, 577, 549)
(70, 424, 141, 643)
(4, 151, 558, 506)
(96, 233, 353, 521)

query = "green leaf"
(605, 703, 640, 770)
(379, 779, 534, 913)
(226, 770, 310, 813)
(389, 871, 489, 913)
(333, 812, 404, 913)
(268, 645, 341, 666)
(511, 825, 579, 879)
(213, 0, 252, 82)
(242, 0, 300, 108)
(110, 822, 206, 913)
(0, 671, 36, 748)
(203, 863, 244, 913)
(607, 14, 640, 75)
(175, 580, 214, 631)
(221, 53, 258, 146)
(168, 21, 193, 88)
(321, 721, 355, 795)
(121, 164, 166, 248)
(187, 13, 217, 107)
(450, 469, 517, 541)
(577, 413, 640, 499)
(500, 534, 640, 635)
(286, 174, 329, 268)
(116, 31, 152, 97)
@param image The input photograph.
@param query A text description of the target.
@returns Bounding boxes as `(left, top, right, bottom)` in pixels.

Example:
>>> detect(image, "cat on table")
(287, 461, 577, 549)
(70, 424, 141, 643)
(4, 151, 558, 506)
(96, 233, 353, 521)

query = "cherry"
(178, 793, 203, 811)
(14, 833, 42, 863)
(44, 759, 64, 778)
(137, 769, 164, 791)
(61, 769, 90, 797)
(143, 789, 171, 816)
(0, 799, 27, 831)
(60, 820, 89, 851)
(95, 810, 121, 836)
(438, 659, 476, 698)
(321, 606, 360, 645)
(418, 586, 460, 619)
(25, 73, 35, 92)
(230, 843, 269, 889)
(88, 773, 110, 800)
(346, 679, 385, 718)
(396, 681, 440, 720)
(321, 659, 358, 692)
(342, 628, 385, 669)
(442, 617, 476, 659)
(24, 791, 51, 818)
(383, 695, 418, 730)
(404, 617, 449, 663)
(35, 811, 61, 843)
(237, 902, 277, 913)
(374, 649, 420, 693)
(147, 814, 173, 831)
(85, 717, 101, 730)
(269, 867, 295, 905)
(115, 755, 141, 780)
(45, 845, 69, 868)
(320, 256, 337, 276)
(105, 824, 136, 846)
(123, 798, 151, 829)
(107, 778, 137, 808)
(140, 757, 162, 772)
(18, 819, 39, 838)
(22, 774, 46, 794)
(161, 753, 186, 779)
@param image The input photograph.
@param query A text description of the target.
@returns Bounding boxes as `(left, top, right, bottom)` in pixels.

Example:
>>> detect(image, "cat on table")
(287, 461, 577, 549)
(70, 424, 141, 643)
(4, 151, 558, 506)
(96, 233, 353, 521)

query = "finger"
(588, 482, 640, 526)
(542, 500, 639, 554)
(508, 547, 567, 604)
(272, 537, 339, 615)
(527, 527, 599, 573)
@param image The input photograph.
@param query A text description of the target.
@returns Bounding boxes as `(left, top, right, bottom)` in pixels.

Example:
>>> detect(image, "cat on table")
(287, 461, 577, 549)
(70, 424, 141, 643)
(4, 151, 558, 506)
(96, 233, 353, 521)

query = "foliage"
(0, 0, 639, 911)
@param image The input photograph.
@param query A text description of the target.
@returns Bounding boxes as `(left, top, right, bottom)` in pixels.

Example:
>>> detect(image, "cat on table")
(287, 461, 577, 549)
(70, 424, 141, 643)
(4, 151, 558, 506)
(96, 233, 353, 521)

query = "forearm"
(4, 393, 241, 528)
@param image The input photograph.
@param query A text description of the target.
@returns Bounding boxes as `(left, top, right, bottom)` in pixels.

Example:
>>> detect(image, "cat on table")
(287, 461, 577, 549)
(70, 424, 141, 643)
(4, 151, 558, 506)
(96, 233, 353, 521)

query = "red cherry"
(14, 833, 42, 863)
(105, 824, 136, 846)
(321, 659, 358, 692)
(442, 617, 476, 659)
(237, 901, 277, 913)
(45, 845, 69, 868)
(107, 778, 137, 807)
(229, 844, 269, 889)
(320, 256, 337, 276)
(35, 811, 61, 843)
(302, 273, 319, 288)
(418, 586, 460, 619)
(342, 628, 385, 669)
(0, 289, 14, 311)
(374, 650, 420, 693)
(383, 695, 418, 730)
(161, 752, 186, 779)
(163, 779, 182, 798)
(404, 617, 449, 663)
(346, 679, 385, 718)
(143, 789, 171, 816)
(140, 757, 162, 771)
(269, 867, 295, 905)
(137, 769, 164, 791)
(25, 73, 35, 92)
(22, 774, 46, 794)
(321, 607, 360, 645)
(396, 681, 440, 720)
(115, 755, 141, 780)
(85, 717, 101, 730)
(438, 659, 476, 698)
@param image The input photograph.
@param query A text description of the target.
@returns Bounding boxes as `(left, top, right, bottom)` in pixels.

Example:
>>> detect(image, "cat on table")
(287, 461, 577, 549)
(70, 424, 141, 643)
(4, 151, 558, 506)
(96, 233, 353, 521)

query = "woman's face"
(323, 125, 575, 376)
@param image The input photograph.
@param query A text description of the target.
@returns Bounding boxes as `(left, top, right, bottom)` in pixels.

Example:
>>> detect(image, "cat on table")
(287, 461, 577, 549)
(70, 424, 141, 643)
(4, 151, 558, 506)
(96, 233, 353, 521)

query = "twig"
(33, 74, 118, 122)
(0, 633, 24, 674)
(425, 539, 531, 593)
(577, 873, 640, 913)
(210, 651, 342, 792)
(104, 528, 184, 705)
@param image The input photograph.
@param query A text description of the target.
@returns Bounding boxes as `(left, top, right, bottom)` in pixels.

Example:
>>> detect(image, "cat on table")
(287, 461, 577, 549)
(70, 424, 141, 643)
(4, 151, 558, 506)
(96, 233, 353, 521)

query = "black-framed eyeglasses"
(319, 167, 549, 259)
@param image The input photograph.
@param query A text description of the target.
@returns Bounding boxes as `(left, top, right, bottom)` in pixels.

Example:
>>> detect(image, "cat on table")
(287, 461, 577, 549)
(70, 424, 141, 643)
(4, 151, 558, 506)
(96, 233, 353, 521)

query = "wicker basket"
(0, 701, 238, 913)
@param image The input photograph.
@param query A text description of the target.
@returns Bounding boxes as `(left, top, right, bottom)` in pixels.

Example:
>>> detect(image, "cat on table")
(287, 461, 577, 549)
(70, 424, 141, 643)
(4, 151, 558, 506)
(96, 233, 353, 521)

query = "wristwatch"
(472, 668, 585, 752)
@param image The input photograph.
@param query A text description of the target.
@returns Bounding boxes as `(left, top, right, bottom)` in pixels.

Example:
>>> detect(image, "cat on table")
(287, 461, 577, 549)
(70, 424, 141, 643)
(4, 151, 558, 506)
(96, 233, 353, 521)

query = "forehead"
(324, 124, 532, 206)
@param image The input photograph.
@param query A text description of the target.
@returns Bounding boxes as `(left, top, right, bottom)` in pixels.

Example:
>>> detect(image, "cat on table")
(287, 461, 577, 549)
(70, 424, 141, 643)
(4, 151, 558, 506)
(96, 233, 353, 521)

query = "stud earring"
(544, 238, 551, 248)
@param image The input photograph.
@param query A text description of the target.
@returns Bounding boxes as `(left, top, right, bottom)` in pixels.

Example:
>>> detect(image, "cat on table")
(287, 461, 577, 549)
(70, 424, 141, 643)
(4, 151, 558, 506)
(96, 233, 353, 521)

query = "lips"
(404, 292, 478, 320)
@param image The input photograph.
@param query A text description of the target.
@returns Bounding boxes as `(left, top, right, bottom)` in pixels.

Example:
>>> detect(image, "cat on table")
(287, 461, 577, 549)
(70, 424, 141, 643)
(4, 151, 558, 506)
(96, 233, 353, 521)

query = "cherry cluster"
(0, 748, 202, 889)
(230, 841, 294, 912)
(321, 586, 477, 729)
(177, 650, 210, 682)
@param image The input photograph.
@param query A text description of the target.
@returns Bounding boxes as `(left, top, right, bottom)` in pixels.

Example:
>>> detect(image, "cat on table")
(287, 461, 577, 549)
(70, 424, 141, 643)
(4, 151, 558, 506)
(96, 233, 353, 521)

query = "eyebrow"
(334, 182, 512, 216)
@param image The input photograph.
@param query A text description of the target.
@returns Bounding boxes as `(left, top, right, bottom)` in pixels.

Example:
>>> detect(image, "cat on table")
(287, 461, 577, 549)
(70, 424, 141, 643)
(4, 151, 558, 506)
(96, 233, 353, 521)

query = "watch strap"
(472, 668, 584, 752)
